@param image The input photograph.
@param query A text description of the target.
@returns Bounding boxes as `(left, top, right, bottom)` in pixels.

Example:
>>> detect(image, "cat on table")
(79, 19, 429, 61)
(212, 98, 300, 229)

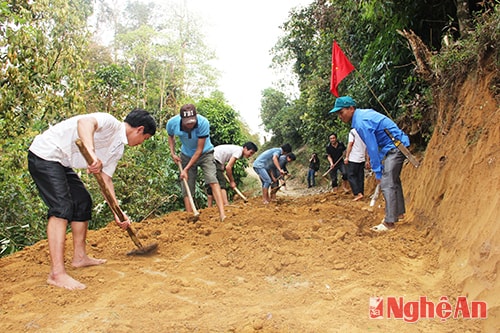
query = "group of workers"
(27, 96, 412, 290)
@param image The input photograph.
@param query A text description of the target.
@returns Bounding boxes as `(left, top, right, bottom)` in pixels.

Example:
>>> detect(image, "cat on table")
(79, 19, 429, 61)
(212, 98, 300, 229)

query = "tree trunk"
(397, 29, 434, 82)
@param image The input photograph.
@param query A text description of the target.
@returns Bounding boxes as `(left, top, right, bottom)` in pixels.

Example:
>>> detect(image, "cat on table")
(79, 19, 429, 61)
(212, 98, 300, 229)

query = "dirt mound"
(1, 49, 498, 333)
(0, 178, 493, 332)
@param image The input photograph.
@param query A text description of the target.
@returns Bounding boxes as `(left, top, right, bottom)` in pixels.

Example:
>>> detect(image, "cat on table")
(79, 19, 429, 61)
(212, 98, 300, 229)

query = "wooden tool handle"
(384, 128, 400, 146)
(75, 139, 125, 220)
(322, 156, 342, 177)
(176, 161, 200, 216)
(75, 139, 144, 249)
(223, 174, 248, 202)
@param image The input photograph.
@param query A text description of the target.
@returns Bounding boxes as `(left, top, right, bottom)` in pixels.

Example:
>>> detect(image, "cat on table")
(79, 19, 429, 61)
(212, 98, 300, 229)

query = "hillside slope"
(402, 58, 499, 332)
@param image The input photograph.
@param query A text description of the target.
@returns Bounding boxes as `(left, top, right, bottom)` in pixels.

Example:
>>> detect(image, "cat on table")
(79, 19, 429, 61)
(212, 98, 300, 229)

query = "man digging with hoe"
(28, 109, 157, 290)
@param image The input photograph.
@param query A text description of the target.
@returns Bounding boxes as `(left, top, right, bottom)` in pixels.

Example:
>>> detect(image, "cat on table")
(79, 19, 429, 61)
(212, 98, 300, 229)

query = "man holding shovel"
(330, 96, 410, 232)
(326, 133, 349, 193)
(28, 109, 157, 290)
(166, 104, 226, 221)
(252, 143, 293, 204)
(207, 142, 258, 206)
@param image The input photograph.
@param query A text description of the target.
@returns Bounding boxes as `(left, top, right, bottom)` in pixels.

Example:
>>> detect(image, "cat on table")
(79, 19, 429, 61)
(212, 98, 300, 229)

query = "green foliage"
(433, 3, 500, 81)
(197, 95, 246, 147)
(268, 0, 474, 151)
(87, 64, 135, 113)
(0, 136, 48, 256)
(0, 0, 93, 137)
(259, 88, 304, 148)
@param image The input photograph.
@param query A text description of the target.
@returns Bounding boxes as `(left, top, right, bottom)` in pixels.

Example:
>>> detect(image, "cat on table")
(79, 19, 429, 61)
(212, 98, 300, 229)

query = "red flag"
(330, 41, 355, 97)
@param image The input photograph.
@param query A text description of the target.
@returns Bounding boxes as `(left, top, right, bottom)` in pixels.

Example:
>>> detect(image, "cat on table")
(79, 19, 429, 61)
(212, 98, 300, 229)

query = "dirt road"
(0, 179, 486, 332)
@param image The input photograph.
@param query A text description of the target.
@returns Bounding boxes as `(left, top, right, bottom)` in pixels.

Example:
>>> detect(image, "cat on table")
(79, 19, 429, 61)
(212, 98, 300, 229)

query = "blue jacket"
(352, 108, 410, 179)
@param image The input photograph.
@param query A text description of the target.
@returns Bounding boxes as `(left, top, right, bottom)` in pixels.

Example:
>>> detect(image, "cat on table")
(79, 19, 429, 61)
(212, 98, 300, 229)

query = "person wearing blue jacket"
(330, 96, 410, 232)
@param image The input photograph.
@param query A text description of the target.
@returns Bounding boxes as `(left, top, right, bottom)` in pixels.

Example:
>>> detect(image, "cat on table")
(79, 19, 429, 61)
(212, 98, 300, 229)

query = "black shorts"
(28, 151, 92, 221)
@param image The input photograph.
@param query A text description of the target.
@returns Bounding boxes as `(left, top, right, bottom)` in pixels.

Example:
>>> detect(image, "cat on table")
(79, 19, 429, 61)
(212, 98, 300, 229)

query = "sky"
(180, 0, 313, 141)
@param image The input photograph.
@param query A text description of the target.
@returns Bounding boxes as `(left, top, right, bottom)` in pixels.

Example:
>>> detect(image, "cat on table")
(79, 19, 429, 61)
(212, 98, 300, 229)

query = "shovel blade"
(126, 242, 159, 256)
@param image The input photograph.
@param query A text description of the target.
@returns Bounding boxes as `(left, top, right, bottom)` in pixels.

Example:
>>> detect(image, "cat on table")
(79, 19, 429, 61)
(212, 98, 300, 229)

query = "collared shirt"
(253, 147, 282, 170)
(214, 144, 243, 170)
(326, 141, 346, 163)
(352, 108, 410, 179)
(166, 114, 214, 157)
(29, 113, 127, 177)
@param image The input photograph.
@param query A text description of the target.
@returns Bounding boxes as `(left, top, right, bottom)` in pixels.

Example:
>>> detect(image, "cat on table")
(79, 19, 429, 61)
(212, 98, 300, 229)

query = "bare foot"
(353, 194, 364, 201)
(72, 256, 107, 268)
(47, 273, 86, 290)
(220, 215, 227, 222)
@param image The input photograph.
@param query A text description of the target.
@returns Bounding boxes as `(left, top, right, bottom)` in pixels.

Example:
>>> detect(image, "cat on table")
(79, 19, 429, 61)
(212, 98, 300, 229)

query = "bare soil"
(1, 62, 498, 333)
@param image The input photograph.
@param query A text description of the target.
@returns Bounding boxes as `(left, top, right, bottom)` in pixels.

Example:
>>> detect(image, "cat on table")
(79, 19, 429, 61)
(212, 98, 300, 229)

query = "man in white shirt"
(28, 109, 156, 290)
(344, 128, 369, 201)
(207, 142, 258, 206)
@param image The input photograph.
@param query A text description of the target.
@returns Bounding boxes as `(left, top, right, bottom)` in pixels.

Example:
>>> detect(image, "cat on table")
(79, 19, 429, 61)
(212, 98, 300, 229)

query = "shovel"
(270, 174, 291, 195)
(322, 156, 343, 178)
(75, 139, 158, 256)
(369, 184, 381, 207)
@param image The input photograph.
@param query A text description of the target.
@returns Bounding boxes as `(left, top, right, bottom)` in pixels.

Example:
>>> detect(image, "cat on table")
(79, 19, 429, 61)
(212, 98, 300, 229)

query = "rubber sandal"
(371, 223, 394, 232)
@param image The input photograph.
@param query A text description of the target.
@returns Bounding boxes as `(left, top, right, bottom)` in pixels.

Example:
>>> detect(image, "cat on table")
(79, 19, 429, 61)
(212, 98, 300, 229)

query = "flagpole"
(353, 70, 394, 121)
(337, 42, 395, 121)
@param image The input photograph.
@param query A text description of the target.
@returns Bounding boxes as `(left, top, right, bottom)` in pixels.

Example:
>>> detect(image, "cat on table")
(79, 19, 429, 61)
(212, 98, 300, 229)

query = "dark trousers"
(381, 149, 406, 222)
(347, 161, 365, 195)
(329, 162, 347, 188)
(307, 168, 316, 187)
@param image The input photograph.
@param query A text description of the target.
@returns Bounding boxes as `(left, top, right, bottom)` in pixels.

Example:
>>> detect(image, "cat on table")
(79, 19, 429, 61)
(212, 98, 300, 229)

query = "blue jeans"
(380, 149, 406, 223)
(307, 168, 316, 187)
(254, 167, 272, 188)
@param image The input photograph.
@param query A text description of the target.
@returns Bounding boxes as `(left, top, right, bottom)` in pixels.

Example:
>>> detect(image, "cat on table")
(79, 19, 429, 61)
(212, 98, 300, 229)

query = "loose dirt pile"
(0, 175, 494, 332)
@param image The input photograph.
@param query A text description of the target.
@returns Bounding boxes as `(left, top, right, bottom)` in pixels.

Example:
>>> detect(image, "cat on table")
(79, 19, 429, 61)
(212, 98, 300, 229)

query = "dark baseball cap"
(180, 104, 197, 126)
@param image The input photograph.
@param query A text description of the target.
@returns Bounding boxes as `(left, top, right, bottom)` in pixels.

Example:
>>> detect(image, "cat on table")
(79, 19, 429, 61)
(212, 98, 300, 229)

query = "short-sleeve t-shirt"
(347, 128, 367, 163)
(166, 114, 214, 157)
(253, 147, 282, 170)
(29, 113, 127, 177)
(214, 145, 243, 170)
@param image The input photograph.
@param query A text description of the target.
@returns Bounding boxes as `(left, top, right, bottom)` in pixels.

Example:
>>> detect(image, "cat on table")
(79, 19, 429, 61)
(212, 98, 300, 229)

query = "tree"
(0, 0, 93, 137)
(259, 88, 304, 148)
(270, 0, 469, 150)
(0, 0, 94, 256)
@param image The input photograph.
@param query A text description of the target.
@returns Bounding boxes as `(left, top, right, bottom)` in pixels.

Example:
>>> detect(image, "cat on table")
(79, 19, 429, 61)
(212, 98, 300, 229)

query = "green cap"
(329, 96, 356, 113)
